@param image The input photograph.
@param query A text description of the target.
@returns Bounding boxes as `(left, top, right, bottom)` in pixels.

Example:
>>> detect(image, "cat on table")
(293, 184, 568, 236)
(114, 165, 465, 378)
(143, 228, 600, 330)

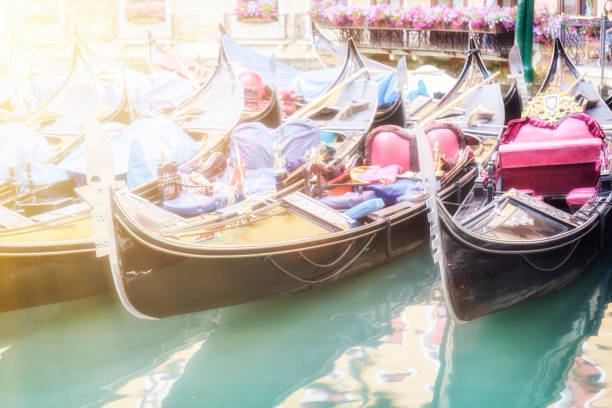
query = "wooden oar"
(420, 71, 500, 127)
(560, 72, 586, 97)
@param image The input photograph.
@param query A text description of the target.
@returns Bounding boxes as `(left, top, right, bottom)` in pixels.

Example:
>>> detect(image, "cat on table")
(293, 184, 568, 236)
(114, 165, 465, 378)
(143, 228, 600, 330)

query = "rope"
(265, 233, 376, 285)
(299, 241, 354, 268)
(521, 240, 580, 272)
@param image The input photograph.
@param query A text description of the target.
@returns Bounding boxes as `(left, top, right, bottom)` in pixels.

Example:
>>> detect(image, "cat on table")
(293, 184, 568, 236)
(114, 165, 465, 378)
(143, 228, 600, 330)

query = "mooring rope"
(266, 233, 376, 285)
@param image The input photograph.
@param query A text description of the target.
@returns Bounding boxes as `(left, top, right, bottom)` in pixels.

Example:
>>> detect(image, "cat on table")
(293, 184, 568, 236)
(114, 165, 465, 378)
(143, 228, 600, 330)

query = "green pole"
(516, 0, 534, 84)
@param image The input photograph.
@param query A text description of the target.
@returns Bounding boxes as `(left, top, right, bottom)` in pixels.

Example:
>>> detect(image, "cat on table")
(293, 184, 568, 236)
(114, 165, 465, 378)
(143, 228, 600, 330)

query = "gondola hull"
(109, 166, 477, 318)
(0, 244, 109, 312)
(437, 197, 612, 322)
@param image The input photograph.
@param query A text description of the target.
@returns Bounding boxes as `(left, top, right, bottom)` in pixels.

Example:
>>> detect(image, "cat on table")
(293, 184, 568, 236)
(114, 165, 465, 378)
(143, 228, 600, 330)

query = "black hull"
(372, 96, 404, 128)
(110, 165, 478, 318)
(238, 92, 282, 128)
(437, 199, 612, 321)
(503, 81, 522, 124)
(0, 246, 111, 312)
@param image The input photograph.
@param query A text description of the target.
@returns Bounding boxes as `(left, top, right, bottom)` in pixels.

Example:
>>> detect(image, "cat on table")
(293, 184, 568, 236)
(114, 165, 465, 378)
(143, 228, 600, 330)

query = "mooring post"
(516, 0, 534, 86)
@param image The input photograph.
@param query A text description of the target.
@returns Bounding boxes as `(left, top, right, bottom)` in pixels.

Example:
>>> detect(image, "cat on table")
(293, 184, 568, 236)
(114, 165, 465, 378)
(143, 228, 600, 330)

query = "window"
(560, 0, 597, 16)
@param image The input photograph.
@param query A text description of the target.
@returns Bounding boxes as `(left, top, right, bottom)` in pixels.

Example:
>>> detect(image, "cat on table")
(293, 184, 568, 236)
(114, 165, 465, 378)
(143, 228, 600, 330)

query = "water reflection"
(432, 247, 612, 408)
(278, 302, 447, 407)
(549, 297, 612, 407)
(0, 245, 612, 407)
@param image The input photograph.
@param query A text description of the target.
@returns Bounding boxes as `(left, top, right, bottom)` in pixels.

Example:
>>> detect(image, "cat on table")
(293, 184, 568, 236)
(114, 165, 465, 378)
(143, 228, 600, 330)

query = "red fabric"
(499, 138, 603, 168)
(566, 187, 597, 207)
(427, 128, 461, 162)
(501, 114, 605, 144)
(498, 115, 605, 195)
(351, 165, 402, 184)
(369, 131, 413, 171)
(239, 72, 265, 101)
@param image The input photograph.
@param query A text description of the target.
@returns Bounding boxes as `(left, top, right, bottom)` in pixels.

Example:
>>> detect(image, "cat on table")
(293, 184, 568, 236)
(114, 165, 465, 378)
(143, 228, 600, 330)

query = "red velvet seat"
(365, 124, 466, 173)
(239, 72, 265, 100)
(566, 187, 597, 208)
(427, 128, 461, 163)
(498, 115, 605, 196)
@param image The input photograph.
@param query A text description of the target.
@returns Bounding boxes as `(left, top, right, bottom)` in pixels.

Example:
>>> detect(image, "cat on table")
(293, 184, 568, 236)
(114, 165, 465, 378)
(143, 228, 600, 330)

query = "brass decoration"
(273, 142, 286, 170)
(305, 145, 326, 167)
(433, 141, 445, 177)
(522, 83, 583, 122)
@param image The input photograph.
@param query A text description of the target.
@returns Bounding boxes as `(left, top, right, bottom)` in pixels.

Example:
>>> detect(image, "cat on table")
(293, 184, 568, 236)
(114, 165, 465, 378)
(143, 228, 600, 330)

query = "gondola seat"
(239, 71, 266, 109)
(365, 125, 417, 171)
(498, 115, 605, 196)
(566, 187, 597, 209)
(364, 124, 466, 171)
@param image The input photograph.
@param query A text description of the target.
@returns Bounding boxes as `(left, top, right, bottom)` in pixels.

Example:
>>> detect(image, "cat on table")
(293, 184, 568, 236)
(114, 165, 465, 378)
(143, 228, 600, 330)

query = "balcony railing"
(316, 24, 515, 59)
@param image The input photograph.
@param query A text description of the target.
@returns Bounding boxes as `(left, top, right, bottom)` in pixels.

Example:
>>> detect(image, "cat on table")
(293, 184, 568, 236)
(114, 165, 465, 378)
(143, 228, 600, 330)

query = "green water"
(1, 246, 612, 407)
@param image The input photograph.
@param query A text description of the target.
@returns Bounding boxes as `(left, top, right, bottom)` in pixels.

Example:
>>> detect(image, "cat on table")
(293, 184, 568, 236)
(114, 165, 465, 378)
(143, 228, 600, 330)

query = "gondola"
(311, 22, 404, 128)
(0, 40, 246, 313)
(0, 40, 126, 126)
(431, 247, 612, 407)
(429, 38, 612, 322)
(103, 44, 506, 319)
(217, 26, 283, 128)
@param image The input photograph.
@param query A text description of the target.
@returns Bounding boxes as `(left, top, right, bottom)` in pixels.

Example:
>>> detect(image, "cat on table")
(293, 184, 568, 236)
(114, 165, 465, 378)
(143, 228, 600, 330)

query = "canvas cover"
(126, 118, 200, 188)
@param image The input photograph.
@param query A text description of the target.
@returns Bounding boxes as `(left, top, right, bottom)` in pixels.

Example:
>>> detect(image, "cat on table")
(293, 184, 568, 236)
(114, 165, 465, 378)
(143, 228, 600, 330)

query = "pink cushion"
(499, 138, 603, 168)
(566, 187, 596, 207)
(512, 117, 596, 143)
(370, 131, 413, 171)
(502, 114, 605, 144)
(239, 71, 265, 100)
(427, 128, 460, 162)
(499, 138, 602, 195)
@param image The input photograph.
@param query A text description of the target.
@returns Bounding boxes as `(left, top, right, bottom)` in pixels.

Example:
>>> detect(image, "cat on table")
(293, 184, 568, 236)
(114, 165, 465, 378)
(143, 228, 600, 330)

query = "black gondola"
(0, 39, 245, 313)
(311, 22, 404, 128)
(429, 38, 612, 322)
(104, 45, 506, 319)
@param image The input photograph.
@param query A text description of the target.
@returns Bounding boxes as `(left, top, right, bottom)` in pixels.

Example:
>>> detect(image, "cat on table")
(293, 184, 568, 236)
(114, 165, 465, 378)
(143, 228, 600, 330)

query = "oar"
(560, 72, 586, 97)
(420, 71, 500, 127)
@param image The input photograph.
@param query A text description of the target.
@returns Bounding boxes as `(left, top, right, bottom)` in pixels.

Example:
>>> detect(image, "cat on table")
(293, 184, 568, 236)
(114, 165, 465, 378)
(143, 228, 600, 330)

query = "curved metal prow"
(538, 38, 580, 94)
(84, 120, 157, 320)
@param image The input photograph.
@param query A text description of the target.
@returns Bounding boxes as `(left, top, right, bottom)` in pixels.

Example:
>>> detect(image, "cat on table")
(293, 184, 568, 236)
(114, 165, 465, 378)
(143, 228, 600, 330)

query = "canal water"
(1, 245, 612, 407)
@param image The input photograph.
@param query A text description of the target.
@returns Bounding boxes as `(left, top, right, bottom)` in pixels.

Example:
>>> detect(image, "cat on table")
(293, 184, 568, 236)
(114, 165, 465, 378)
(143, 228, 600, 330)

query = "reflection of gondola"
(431, 38, 612, 322)
(431, 247, 612, 408)
(104, 45, 504, 319)
(0, 42, 245, 313)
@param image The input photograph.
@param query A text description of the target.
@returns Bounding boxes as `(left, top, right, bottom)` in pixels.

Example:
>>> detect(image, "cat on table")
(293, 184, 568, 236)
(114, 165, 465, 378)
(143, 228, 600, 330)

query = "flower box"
(235, 0, 278, 21)
(471, 22, 507, 33)
(126, 0, 166, 23)
(237, 16, 277, 23)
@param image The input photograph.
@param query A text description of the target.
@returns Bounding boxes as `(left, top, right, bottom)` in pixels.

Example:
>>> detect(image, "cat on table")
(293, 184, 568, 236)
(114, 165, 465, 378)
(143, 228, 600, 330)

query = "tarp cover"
(59, 122, 130, 176)
(0, 123, 69, 186)
(126, 118, 200, 188)
(221, 33, 301, 89)
(127, 69, 196, 117)
(220, 118, 321, 196)
(229, 118, 321, 170)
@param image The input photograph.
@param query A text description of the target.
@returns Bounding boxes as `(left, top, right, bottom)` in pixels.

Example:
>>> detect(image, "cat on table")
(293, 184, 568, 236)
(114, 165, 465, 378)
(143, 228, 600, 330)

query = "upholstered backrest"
(365, 124, 467, 172)
(239, 71, 265, 101)
(501, 114, 605, 144)
(365, 125, 417, 172)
